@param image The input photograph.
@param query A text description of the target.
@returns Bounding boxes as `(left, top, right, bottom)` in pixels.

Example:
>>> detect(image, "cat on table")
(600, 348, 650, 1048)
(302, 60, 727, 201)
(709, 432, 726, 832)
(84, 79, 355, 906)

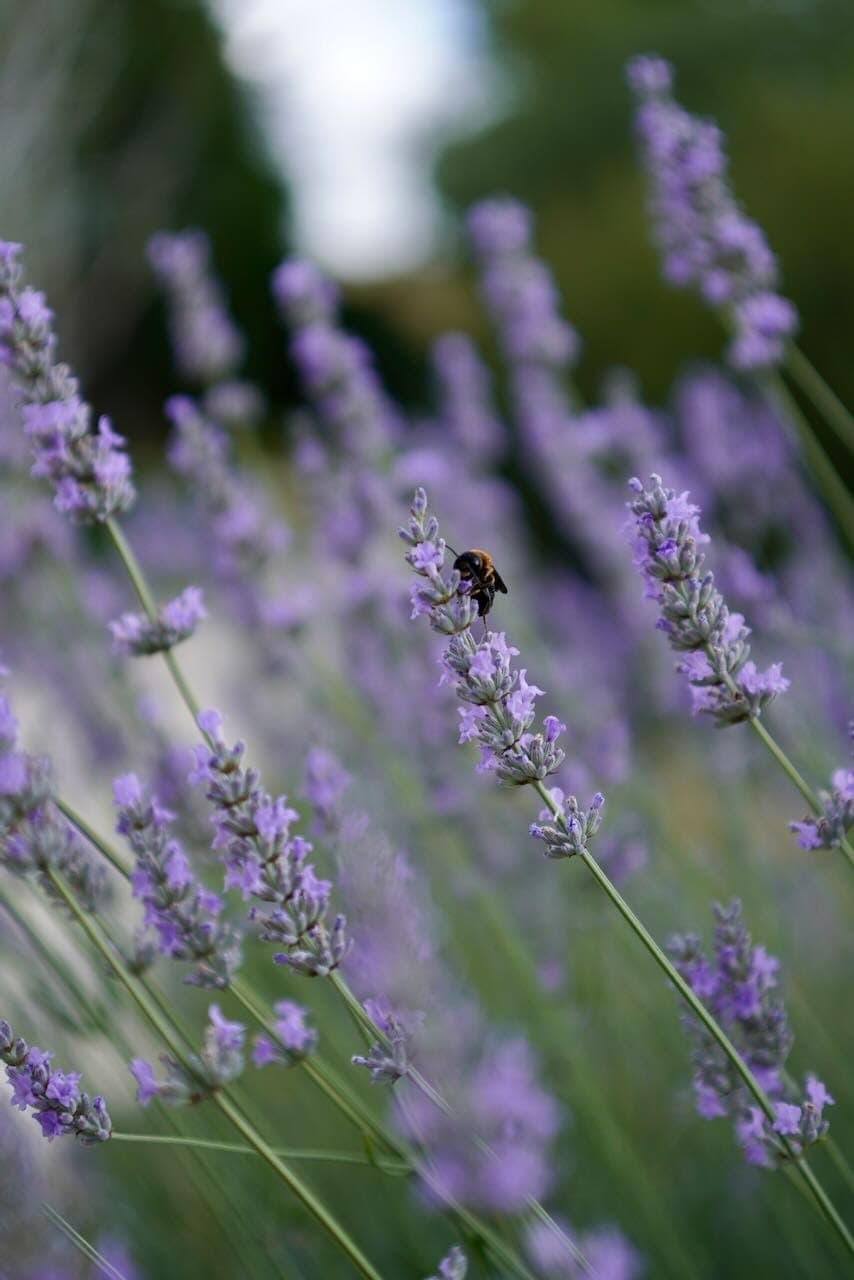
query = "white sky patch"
(209, 0, 496, 279)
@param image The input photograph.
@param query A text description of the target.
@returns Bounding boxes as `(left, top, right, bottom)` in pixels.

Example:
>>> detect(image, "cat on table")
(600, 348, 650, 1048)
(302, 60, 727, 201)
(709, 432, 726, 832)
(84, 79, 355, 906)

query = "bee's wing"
(493, 569, 508, 594)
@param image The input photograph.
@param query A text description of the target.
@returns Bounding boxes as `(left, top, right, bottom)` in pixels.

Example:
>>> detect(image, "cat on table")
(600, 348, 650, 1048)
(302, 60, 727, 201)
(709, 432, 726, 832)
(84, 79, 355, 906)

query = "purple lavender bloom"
(789, 725, 854, 852)
(130, 1005, 245, 1109)
(0, 242, 135, 520)
(1, 1019, 110, 1144)
(108, 586, 206, 657)
(430, 333, 505, 464)
(302, 747, 352, 835)
(424, 1245, 467, 1280)
(401, 489, 572, 791)
(252, 999, 317, 1068)
(113, 772, 241, 987)
(627, 474, 789, 724)
(669, 900, 832, 1168)
(529, 789, 605, 860)
(147, 230, 246, 384)
(189, 708, 349, 977)
(526, 1217, 642, 1279)
(0, 688, 107, 911)
(627, 56, 797, 368)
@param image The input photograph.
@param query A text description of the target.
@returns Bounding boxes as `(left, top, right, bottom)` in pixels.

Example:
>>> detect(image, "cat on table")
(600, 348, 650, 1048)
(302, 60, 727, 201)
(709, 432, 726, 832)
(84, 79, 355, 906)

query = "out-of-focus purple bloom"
(430, 333, 505, 464)
(108, 586, 206, 657)
(628, 474, 789, 724)
(190, 708, 349, 977)
(0, 242, 134, 520)
(202, 379, 266, 430)
(302, 747, 352, 834)
(789, 725, 854, 852)
(669, 900, 832, 1167)
(0, 687, 107, 911)
(424, 1244, 467, 1280)
(627, 56, 797, 368)
(1, 1019, 110, 1143)
(526, 1216, 643, 1279)
(252, 1000, 317, 1068)
(147, 230, 246, 384)
(130, 1004, 245, 1109)
(113, 772, 241, 987)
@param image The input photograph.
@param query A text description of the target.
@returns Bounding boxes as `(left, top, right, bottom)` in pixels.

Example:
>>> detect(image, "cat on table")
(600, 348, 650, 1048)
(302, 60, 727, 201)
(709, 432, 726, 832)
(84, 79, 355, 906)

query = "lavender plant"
(1, 1017, 111, 1143)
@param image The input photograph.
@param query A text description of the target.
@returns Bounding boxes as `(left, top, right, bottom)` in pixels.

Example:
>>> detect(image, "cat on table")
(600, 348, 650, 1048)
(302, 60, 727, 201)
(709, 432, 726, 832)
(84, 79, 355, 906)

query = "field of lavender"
(1, 48, 854, 1280)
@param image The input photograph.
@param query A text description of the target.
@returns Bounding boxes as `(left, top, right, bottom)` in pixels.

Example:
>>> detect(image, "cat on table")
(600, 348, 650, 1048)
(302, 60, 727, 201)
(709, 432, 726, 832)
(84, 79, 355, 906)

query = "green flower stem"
(111, 1132, 410, 1172)
(42, 1202, 126, 1280)
(757, 374, 854, 556)
(55, 795, 129, 875)
(532, 780, 854, 1260)
(44, 866, 385, 1280)
(784, 344, 854, 455)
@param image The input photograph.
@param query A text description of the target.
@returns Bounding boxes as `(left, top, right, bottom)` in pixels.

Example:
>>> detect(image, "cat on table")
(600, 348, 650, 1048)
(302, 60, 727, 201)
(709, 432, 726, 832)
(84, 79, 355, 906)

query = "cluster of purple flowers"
(130, 1004, 246, 1108)
(627, 474, 789, 724)
(429, 333, 504, 466)
(425, 1245, 467, 1280)
(108, 585, 206, 657)
(190, 708, 349, 977)
(669, 900, 832, 1168)
(0, 242, 135, 521)
(526, 1219, 642, 1280)
(0, 686, 106, 911)
(252, 999, 317, 1068)
(627, 56, 797, 369)
(113, 773, 241, 988)
(1, 1018, 111, 1143)
(789, 725, 854, 851)
(401, 488, 567, 787)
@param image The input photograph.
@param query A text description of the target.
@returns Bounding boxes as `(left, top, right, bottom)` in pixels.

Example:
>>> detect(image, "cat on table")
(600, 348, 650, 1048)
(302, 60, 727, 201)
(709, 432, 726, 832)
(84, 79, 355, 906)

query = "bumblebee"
(451, 547, 508, 618)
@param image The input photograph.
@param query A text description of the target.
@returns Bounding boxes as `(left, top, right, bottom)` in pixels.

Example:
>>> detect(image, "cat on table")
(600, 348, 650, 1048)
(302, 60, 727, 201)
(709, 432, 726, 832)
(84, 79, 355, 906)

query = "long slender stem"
(532, 781, 854, 1259)
(44, 867, 384, 1280)
(784, 344, 854, 455)
(759, 373, 854, 555)
(111, 1132, 409, 1172)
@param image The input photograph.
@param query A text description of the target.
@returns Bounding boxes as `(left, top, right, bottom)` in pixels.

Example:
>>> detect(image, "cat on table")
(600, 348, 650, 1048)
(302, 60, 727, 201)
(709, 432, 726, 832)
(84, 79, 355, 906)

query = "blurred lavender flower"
(627, 474, 789, 724)
(526, 1218, 642, 1279)
(627, 56, 797, 368)
(113, 773, 241, 988)
(430, 333, 504, 465)
(302, 747, 352, 836)
(669, 900, 832, 1168)
(108, 585, 206, 657)
(0, 688, 107, 911)
(1, 1019, 110, 1143)
(190, 708, 349, 977)
(424, 1244, 467, 1280)
(130, 1004, 245, 1107)
(789, 725, 853, 851)
(0, 242, 134, 520)
(252, 1000, 317, 1068)
(147, 230, 246, 385)
(402, 488, 567, 787)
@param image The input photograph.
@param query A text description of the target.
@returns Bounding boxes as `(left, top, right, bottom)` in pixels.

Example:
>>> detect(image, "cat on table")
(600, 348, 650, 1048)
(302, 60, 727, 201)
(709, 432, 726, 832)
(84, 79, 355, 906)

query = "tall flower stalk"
(402, 487, 854, 1258)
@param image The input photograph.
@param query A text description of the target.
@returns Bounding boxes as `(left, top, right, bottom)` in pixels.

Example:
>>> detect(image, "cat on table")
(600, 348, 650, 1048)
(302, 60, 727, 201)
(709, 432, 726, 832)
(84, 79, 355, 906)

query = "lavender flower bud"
(530, 790, 605, 859)
(424, 1245, 468, 1280)
(113, 773, 241, 988)
(628, 474, 789, 724)
(108, 586, 206, 657)
(351, 1012, 410, 1085)
(251, 1000, 317, 1068)
(2, 1019, 111, 1143)
(0, 241, 135, 520)
(130, 1004, 245, 1108)
(789, 725, 854, 851)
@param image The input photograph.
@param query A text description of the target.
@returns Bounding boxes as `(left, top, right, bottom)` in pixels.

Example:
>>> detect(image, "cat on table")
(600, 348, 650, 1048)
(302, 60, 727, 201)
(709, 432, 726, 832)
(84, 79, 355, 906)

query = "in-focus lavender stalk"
(789, 725, 854, 852)
(627, 473, 789, 724)
(669, 900, 833, 1169)
(130, 1003, 246, 1107)
(0, 242, 135, 520)
(0, 685, 107, 911)
(189, 708, 349, 977)
(626, 56, 797, 369)
(108, 585, 206, 657)
(1, 1018, 111, 1143)
(425, 1245, 467, 1280)
(113, 773, 241, 988)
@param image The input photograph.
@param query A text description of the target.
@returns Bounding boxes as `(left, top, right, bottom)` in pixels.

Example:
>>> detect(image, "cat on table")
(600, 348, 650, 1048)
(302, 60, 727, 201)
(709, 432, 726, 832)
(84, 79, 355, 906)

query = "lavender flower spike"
(1, 1019, 111, 1143)
(189, 708, 349, 977)
(626, 56, 797, 369)
(130, 1004, 246, 1108)
(425, 1245, 467, 1280)
(0, 241, 135, 520)
(669, 900, 832, 1169)
(789, 724, 854, 852)
(402, 488, 567, 788)
(627, 474, 789, 724)
(113, 773, 241, 988)
(109, 586, 206, 657)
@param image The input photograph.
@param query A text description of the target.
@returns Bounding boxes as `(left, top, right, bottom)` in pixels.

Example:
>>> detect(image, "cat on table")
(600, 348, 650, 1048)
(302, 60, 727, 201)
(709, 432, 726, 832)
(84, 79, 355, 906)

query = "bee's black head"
(453, 550, 482, 579)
